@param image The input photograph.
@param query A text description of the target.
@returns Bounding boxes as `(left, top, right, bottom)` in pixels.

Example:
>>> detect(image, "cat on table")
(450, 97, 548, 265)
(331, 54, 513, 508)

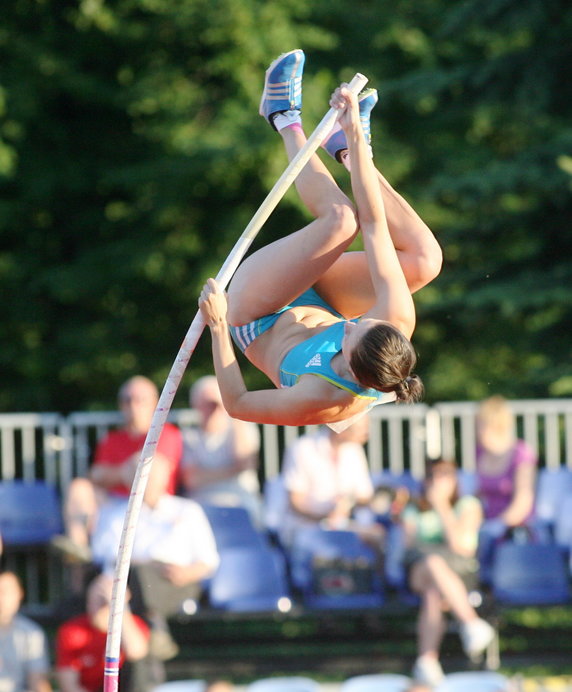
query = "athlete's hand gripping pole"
(103, 72, 368, 692)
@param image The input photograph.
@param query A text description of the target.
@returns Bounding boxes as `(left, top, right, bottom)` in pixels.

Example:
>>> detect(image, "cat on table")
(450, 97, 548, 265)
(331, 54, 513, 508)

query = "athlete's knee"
(328, 201, 358, 242)
(420, 239, 443, 282)
(410, 236, 443, 291)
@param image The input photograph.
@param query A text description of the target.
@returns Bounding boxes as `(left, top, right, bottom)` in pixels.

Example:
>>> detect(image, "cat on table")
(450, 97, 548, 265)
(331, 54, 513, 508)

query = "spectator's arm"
(439, 498, 482, 557)
(500, 462, 536, 527)
(182, 463, 246, 490)
(289, 490, 336, 521)
(89, 452, 137, 489)
(401, 511, 420, 548)
(181, 421, 259, 492)
(27, 672, 53, 692)
(158, 560, 216, 587)
(121, 607, 149, 661)
(230, 419, 260, 471)
(90, 452, 171, 490)
(56, 667, 87, 692)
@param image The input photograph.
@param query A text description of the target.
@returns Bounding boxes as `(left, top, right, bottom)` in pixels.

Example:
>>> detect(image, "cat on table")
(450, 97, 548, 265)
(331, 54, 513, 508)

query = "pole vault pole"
(103, 72, 368, 692)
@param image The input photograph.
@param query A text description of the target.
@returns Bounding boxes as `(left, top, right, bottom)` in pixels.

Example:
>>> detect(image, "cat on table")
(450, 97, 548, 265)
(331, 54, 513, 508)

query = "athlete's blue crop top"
(229, 287, 395, 407)
(279, 320, 393, 404)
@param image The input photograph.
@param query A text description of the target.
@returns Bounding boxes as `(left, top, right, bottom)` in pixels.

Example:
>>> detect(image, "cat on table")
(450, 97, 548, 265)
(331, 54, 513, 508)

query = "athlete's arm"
(199, 279, 358, 425)
(332, 86, 416, 337)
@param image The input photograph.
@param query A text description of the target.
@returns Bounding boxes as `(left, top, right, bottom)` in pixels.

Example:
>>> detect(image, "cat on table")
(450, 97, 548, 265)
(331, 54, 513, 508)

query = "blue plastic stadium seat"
(491, 541, 571, 606)
(200, 503, 267, 551)
(0, 480, 63, 546)
(208, 545, 292, 612)
(534, 467, 572, 528)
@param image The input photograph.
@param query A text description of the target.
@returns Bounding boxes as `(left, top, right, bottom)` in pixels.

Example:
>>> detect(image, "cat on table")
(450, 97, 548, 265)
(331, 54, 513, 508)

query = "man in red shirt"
(90, 376, 182, 497)
(55, 573, 151, 692)
(53, 376, 183, 564)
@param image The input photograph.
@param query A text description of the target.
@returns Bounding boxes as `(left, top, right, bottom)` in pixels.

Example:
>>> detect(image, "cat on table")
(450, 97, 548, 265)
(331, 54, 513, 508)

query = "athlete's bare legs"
(227, 126, 358, 326)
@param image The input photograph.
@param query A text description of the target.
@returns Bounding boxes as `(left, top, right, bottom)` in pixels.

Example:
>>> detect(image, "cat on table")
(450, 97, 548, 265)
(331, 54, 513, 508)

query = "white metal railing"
(1, 398, 572, 612)
(434, 399, 572, 472)
(2, 399, 572, 496)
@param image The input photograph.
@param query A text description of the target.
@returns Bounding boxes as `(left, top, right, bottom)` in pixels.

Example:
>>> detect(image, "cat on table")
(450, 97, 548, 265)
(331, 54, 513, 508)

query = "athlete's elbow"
(221, 396, 242, 420)
(222, 393, 251, 422)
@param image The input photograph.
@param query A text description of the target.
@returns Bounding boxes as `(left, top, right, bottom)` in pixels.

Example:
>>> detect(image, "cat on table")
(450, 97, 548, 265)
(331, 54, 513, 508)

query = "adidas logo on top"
(305, 354, 322, 368)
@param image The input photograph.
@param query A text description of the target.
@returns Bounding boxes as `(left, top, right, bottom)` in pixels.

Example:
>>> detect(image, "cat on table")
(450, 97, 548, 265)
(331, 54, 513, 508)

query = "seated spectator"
(280, 416, 383, 548)
(53, 375, 183, 566)
(180, 376, 262, 524)
(0, 570, 52, 692)
(402, 459, 494, 687)
(476, 395, 537, 527)
(91, 454, 219, 660)
(55, 573, 152, 692)
(475, 395, 538, 580)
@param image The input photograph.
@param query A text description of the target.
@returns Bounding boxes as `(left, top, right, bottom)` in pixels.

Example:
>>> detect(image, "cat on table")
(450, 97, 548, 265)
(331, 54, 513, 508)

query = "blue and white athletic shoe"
(259, 49, 305, 130)
(322, 87, 379, 161)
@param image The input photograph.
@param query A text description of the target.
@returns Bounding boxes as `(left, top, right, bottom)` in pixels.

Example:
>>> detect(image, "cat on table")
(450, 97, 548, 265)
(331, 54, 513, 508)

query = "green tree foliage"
(0, 0, 329, 410)
(1, 0, 570, 411)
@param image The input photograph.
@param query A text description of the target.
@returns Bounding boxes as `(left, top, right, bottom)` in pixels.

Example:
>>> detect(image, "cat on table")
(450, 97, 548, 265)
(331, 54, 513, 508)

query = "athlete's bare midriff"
(243, 305, 343, 387)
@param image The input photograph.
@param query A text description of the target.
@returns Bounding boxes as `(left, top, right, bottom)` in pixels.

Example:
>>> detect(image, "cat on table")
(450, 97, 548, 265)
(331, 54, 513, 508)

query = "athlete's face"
(341, 318, 382, 367)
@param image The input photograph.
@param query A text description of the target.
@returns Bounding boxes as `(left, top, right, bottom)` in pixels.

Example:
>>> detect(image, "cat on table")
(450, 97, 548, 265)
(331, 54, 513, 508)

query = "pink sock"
(285, 122, 303, 133)
(273, 110, 302, 132)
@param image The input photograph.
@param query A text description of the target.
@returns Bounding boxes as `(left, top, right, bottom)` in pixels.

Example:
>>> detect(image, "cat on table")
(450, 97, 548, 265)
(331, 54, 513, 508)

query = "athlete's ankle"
(272, 109, 302, 132)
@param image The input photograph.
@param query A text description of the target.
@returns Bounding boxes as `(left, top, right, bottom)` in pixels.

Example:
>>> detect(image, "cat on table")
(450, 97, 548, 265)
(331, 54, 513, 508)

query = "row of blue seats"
(1, 466, 571, 548)
(1, 475, 571, 614)
(201, 503, 572, 614)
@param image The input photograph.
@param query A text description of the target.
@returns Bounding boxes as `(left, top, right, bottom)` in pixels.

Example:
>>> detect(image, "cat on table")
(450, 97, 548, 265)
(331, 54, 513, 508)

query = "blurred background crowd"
(1, 374, 571, 691)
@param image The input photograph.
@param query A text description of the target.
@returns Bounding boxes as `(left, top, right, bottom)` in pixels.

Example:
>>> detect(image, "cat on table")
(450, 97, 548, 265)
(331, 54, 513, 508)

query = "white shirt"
(281, 430, 374, 543)
(0, 615, 50, 692)
(91, 495, 219, 571)
(182, 422, 261, 521)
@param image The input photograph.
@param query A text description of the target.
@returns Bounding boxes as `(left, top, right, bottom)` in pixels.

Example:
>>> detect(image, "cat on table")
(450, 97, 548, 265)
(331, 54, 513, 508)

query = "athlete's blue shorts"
(229, 287, 342, 353)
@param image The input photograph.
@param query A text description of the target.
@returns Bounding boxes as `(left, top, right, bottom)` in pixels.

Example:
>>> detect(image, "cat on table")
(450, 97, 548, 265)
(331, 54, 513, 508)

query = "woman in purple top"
(476, 395, 537, 526)
(475, 395, 538, 583)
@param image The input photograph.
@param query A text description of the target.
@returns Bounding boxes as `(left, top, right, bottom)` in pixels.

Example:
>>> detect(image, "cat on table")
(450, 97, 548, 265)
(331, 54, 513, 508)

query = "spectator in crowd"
(91, 454, 219, 660)
(476, 395, 538, 526)
(402, 459, 494, 687)
(55, 573, 152, 692)
(53, 375, 183, 564)
(180, 375, 262, 524)
(280, 416, 382, 548)
(0, 570, 52, 692)
(475, 395, 538, 581)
